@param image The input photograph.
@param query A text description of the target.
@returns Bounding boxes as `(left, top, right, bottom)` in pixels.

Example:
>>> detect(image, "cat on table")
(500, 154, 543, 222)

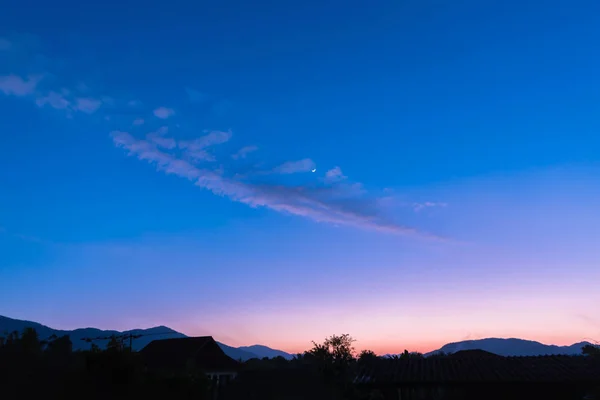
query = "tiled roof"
(141, 336, 239, 372)
(355, 355, 600, 384)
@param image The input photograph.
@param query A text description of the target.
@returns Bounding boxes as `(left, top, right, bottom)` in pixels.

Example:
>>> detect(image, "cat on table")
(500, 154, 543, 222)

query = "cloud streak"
(325, 166, 347, 183)
(232, 145, 258, 160)
(147, 126, 176, 149)
(0, 43, 438, 239)
(35, 90, 103, 115)
(413, 201, 448, 212)
(178, 130, 232, 162)
(153, 107, 175, 119)
(36, 90, 70, 109)
(74, 97, 102, 114)
(110, 130, 438, 239)
(0, 74, 41, 96)
(0, 74, 104, 116)
(273, 158, 316, 174)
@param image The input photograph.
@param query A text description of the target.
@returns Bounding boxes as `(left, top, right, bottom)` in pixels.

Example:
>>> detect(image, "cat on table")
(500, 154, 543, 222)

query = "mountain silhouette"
(425, 337, 592, 357)
(238, 344, 294, 359)
(0, 315, 291, 361)
(6, 315, 588, 359)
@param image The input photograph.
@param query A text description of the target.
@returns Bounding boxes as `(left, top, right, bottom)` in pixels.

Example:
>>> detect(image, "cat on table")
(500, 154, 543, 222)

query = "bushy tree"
(106, 335, 123, 352)
(47, 335, 72, 355)
(20, 327, 41, 355)
(357, 350, 378, 368)
(582, 344, 600, 357)
(309, 334, 355, 365)
(308, 333, 357, 387)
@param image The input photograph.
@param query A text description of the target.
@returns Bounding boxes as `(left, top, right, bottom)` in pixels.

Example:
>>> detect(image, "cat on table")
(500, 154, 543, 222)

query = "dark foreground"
(1, 329, 599, 400)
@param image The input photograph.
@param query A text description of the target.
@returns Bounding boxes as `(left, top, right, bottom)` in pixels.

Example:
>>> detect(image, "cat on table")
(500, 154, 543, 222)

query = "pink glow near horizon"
(3, 166, 599, 356)
(173, 277, 600, 354)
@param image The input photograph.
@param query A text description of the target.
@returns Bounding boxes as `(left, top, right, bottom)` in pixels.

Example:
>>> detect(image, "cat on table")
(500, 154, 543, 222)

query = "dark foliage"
(3, 328, 597, 400)
(0, 328, 211, 400)
(0, 328, 380, 399)
(582, 344, 600, 358)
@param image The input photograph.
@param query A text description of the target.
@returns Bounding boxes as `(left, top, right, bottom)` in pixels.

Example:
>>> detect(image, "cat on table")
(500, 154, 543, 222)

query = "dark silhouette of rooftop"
(141, 336, 240, 372)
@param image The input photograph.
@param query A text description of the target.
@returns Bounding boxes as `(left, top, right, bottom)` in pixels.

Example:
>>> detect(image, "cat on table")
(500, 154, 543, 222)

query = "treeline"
(243, 333, 441, 373)
(0, 327, 212, 399)
(0, 329, 427, 400)
(225, 334, 436, 400)
(2, 329, 597, 400)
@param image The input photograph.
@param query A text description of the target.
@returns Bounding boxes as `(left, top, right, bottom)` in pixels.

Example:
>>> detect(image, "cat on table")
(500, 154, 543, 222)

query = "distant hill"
(238, 344, 294, 360)
(0, 315, 291, 361)
(0, 315, 186, 352)
(217, 341, 265, 361)
(425, 338, 592, 357)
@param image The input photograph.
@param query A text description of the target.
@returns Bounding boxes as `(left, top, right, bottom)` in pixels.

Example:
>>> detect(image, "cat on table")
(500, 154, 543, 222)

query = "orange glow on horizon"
(211, 333, 599, 357)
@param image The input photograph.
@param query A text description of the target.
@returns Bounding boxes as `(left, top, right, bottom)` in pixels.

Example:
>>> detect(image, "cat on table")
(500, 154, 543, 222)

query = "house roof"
(355, 355, 600, 385)
(140, 336, 239, 372)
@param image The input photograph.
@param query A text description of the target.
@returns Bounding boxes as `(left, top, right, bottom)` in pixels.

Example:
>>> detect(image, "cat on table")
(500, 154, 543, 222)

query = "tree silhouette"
(20, 327, 41, 355)
(106, 335, 123, 352)
(0, 326, 214, 399)
(582, 344, 600, 357)
(309, 334, 355, 366)
(46, 334, 73, 356)
(398, 349, 424, 360)
(308, 333, 357, 389)
(427, 351, 450, 359)
(358, 350, 377, 360)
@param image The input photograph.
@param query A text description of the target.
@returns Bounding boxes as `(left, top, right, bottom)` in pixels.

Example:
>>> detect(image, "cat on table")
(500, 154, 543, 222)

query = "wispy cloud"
(178, 130, 232, 162)
(273, 159, 316, 174)
(73, 97, 102, 114)
(324, 166, 347, 183)
(0, 74, 41, 96)
(153, 106, 175, 119)
(36, 90, 70, 109)
(231, 145, 258, 160)
(147, 126, 176, 149)
(110, 130, 437, 239)
(413, 201, 448, 212)
(34, 89, 103, 115)
(0, 39, 439, 240)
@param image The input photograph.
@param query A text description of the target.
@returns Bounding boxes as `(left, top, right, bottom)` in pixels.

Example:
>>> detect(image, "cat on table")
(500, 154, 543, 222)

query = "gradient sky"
(1, 0, 599, 355)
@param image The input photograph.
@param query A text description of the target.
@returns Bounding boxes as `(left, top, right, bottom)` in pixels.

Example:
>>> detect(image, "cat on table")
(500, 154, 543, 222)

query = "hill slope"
(0, 315, 290, 361)
(425, 338, 592, 357)
(238, 344, 294, 360)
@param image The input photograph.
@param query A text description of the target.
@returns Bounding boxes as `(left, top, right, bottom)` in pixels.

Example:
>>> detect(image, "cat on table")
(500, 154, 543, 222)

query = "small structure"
(141, 336, 239, 385)
(355, 353, 600, 400)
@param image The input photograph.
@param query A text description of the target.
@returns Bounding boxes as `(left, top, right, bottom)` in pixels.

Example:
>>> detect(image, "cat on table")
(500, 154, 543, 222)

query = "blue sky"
(1, 0, 599, 353)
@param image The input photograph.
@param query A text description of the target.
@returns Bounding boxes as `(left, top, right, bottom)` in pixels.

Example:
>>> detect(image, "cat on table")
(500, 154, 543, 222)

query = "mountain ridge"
(423, 337, 592, 357)
(238, 344, 295, 359)
(0, 315, 291, 361)
(2, 315, 592, 360)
